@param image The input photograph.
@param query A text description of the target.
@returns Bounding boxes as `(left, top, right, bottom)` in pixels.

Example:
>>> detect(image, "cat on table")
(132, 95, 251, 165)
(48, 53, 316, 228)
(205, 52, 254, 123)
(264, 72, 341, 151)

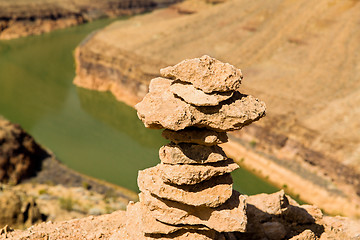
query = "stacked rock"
(123, 55, 266, 239)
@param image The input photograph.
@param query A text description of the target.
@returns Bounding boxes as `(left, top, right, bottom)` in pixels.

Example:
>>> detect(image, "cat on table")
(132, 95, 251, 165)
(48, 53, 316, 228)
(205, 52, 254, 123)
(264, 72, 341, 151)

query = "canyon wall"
(0, 0, 181, 40)
(73, 0, 360, 217)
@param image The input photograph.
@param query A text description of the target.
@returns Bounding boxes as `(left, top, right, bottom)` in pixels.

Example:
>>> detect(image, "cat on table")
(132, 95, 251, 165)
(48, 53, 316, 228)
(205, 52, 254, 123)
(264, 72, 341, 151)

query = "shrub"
(59, 196, 74, 211)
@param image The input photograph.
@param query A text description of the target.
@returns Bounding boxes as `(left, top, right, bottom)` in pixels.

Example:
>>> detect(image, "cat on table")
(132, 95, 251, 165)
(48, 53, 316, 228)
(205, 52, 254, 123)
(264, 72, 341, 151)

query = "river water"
(0, 19, 278, 194)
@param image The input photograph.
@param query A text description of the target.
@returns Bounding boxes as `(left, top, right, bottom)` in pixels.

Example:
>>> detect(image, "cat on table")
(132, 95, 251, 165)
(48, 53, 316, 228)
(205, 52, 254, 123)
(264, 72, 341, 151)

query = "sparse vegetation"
(59, 196, 75, 211)
(38, 188, 48, 195)
(104, 189, 117, 202)
(249, 140, 257, 148)
(82, 181, 91, 190)
(105, 204, 115, 214)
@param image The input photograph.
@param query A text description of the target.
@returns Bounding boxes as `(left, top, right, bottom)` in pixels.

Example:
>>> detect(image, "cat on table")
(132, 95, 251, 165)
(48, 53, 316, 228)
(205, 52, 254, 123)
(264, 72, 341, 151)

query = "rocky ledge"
(2, 191, 360, 240)
(0, 0, 181, 40)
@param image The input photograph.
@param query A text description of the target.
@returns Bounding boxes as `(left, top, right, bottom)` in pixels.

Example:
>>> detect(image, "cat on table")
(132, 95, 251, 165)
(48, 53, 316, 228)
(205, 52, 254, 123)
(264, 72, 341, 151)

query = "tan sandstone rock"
(159, 143, 227, 164)
(170, 81, 233, 106)
(125, 202, 221, 240)
(247, 190, 289, 215)
(158, 160, 239, 185)
(160, 55, 243, 93)
(126, 202, 209, 235)
(140, 190, 247, 232)
(162, 129, 228, 146)
(138, 168, 233, 208)
(289, 230, 317, 240)
(135, 78, 265, 131)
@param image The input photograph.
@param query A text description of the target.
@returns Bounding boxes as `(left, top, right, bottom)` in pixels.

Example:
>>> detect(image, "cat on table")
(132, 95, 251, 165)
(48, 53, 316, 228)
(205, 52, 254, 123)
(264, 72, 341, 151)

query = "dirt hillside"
(74, 0, 360, 216)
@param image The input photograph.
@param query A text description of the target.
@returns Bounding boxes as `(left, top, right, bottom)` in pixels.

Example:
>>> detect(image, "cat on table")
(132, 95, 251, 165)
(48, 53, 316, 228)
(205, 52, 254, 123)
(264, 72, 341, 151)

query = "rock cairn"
(124, 55, 266, 239)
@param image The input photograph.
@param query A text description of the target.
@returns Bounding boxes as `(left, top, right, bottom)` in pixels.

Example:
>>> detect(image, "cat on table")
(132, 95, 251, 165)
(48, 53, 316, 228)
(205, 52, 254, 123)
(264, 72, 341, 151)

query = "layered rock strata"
(0, 0, 181, 40)
(121, 55, 266, 239)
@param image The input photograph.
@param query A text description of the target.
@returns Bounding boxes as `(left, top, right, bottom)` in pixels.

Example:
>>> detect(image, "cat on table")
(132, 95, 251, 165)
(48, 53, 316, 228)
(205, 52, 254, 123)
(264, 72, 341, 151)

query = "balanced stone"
(135, 77, 265, 131)
(159, 143, 227, 164)
(160, 55, 243, 93)
(138, 168, 233, 208)
(125, 202, 222, 240)
(124, 56, 267, 239)
(140, 191, 247, 233)
(158, 160, 239, 185)
(162, 129, 228, 146)
(126, 202, 209, 235)
(170, 81, 233, 106)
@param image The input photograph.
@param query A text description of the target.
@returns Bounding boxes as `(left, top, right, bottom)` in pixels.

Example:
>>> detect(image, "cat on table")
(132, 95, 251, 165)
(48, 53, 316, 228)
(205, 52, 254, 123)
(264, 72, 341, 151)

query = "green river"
(0, 19, 278, 194)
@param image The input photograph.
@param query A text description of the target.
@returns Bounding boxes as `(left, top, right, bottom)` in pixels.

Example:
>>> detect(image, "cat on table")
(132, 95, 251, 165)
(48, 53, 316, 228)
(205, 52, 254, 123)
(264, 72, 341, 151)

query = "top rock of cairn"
(136, 55, 266, 132)
(160, 55, 243, 93)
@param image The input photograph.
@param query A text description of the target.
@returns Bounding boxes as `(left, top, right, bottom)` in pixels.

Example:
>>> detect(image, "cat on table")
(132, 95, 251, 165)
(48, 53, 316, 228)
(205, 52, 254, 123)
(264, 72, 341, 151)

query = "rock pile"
(121, 55, 266, 239)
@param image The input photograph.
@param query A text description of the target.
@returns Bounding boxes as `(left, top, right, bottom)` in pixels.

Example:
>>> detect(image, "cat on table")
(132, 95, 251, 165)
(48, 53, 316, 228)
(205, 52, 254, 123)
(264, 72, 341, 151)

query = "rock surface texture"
(122, 56, 265, 238)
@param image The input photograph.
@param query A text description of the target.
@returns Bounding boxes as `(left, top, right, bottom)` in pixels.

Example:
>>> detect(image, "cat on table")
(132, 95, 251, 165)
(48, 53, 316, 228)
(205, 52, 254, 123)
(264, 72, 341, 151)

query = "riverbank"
(0, 0, 181, 40)
(73, 0, 360, 217)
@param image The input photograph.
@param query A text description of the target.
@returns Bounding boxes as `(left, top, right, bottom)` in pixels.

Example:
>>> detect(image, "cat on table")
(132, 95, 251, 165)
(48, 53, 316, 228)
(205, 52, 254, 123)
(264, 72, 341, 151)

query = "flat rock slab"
(159, 143, 227, 164)
(125, 202, 222, 240)
(126, 202, 209, 235)
(162, 129, 228, 146)
(160, 55, 243, 93)
(158, 160, 239, 185)
(135, 77, 265, 131)
(140, 190, 247, 233)
(138, 167, 233, 208)
(170, 81, 233, 106)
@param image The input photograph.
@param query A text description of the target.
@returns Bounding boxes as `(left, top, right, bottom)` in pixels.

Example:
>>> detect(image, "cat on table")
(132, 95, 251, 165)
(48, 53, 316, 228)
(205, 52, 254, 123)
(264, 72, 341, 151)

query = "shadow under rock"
(234, 202, 324, 240)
